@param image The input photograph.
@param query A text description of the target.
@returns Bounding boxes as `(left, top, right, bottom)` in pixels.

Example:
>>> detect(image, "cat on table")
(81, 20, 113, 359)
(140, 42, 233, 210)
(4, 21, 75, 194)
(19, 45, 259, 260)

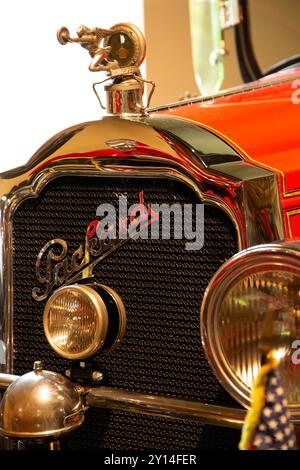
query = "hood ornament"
(57, 23, 155, 116)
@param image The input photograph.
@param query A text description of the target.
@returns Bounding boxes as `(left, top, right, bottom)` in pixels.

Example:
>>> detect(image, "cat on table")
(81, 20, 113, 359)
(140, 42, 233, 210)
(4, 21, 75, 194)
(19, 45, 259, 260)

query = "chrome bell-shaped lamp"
(0, 361, 84, 446)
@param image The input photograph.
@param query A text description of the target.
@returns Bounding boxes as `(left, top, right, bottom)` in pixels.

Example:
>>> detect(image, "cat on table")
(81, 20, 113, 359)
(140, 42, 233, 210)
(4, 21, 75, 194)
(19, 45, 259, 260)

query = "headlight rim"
(201, 241, 300, 412)
(96, 283, 127, 352)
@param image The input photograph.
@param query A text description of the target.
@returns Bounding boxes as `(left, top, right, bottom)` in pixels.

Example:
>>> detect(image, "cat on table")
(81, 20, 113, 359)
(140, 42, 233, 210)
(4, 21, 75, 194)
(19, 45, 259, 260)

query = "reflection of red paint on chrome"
(30, 142, 174, 176)
(260, 208, 274, 241)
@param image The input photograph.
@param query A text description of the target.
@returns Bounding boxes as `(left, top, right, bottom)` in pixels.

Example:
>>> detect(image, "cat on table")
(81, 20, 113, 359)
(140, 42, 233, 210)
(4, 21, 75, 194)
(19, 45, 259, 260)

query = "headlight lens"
(44, 285, 108, 359)
(201, 242, 300, 412)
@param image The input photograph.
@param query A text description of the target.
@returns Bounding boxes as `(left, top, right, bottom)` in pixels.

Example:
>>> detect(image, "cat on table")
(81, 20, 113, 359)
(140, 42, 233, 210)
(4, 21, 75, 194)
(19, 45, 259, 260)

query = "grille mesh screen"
(12, 176, 240, 449)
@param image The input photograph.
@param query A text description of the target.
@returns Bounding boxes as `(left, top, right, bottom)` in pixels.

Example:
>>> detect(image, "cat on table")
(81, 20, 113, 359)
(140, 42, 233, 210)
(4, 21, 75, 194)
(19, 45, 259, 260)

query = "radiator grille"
(12, 176, 240, 449)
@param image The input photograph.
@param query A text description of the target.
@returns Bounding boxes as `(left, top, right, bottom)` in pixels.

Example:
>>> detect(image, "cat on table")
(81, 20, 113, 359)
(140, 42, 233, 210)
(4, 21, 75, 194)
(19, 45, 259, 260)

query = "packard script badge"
(32, 192, 158, 301)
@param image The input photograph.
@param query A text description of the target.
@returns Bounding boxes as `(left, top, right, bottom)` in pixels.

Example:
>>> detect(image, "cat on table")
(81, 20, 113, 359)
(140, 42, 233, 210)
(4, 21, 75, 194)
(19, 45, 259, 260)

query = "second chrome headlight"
(201, 241, 300, 413)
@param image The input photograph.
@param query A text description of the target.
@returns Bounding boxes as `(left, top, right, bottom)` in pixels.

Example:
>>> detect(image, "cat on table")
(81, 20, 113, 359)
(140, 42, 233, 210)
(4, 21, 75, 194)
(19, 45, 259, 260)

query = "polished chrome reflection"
(220, 271, 300, 396)
(0, 369, 245, 429)
(201, 240, 300, 414)
(0, 115, 284, 373)
(0, 361, 83, 438)
(86, 387, 246, 429)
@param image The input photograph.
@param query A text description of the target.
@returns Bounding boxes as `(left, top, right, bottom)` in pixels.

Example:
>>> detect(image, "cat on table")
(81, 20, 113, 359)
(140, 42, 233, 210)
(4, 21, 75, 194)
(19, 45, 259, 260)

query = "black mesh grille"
(12, 176, 240, 450)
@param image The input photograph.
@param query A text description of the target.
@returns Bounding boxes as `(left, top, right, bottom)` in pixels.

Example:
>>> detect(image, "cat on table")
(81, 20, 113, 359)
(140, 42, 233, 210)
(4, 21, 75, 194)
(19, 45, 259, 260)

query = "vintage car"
(0, 1, 300, 451)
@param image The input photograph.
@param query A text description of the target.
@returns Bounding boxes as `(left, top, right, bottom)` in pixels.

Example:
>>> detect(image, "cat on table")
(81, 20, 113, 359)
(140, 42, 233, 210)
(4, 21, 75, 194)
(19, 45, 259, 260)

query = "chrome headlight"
(201, 241, 300, 414)
(44, 284, 126, 360)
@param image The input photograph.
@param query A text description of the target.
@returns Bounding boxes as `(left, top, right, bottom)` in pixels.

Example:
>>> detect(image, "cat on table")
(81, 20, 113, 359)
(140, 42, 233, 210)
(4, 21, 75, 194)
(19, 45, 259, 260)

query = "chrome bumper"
(0, 372, 245, 429)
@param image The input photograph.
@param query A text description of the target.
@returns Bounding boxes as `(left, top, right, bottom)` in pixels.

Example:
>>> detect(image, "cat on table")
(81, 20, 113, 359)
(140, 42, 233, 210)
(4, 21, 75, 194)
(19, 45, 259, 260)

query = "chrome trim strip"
(0, 115, 284, 376)
(85, 387, 245, 428)
(149, 72, 300, 113)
